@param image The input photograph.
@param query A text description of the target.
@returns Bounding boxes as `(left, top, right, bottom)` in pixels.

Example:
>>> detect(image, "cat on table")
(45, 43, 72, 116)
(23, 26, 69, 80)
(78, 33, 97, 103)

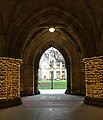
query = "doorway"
(38, 47, 67, 94)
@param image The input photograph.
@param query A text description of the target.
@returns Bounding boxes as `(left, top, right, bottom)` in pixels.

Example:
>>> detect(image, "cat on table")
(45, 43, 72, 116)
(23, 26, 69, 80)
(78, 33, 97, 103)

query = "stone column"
(83, 56, 103, 106)
(21, 64, 34, 96)
(65, 65, 71, 94)
(34, 66, 40, 94)
(70, 62, 82, 95)
(0, 57, 22, 108)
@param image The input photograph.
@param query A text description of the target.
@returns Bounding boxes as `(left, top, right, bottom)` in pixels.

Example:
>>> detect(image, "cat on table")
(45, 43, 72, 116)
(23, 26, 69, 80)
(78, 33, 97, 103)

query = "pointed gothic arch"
(6, 6, 87, 96)
(38, 47, 68, 92)
(20, 29, 85, 96)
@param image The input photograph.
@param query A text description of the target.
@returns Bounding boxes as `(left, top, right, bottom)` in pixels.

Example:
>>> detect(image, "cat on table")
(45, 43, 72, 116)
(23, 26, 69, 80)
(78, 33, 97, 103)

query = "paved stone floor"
(0, 90, 103, 120)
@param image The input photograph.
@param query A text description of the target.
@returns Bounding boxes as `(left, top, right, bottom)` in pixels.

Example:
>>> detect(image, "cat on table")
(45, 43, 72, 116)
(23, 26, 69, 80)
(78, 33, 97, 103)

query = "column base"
(34, 90, 40, 95)
(65, 89, 71, 94)
(65, 89, 85, 96)
(20, 89, 35, 96)
(70, 89, 85, 96)
(20, 90, 40, 96)
(83, 96, 103, 107)
(0, 97, 22, 108)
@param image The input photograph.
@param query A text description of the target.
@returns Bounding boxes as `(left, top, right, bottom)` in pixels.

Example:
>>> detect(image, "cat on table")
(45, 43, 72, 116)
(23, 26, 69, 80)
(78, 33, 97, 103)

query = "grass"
(38, 80, 67, 89)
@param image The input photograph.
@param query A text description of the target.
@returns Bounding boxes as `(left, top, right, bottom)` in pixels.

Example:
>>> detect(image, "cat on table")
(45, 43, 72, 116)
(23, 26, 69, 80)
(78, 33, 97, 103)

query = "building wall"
(39, 48, 67, 80)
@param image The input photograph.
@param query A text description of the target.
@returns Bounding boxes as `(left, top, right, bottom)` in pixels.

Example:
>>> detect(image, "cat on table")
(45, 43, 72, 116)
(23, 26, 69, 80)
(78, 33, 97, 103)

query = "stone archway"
(6, 6, 87, 96)
(33, 44, 71, 94)
(38, 47, 69, 92)
(21, 30, 85, 96)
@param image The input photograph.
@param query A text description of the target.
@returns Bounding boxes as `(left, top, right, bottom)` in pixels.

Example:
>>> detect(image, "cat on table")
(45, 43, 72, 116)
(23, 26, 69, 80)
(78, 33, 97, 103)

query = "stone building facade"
(39, 47, 67, 80)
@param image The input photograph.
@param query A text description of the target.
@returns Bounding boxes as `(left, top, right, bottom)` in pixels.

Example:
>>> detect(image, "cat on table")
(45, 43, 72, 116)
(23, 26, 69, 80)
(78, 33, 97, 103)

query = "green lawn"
(38, 80, 67, 89)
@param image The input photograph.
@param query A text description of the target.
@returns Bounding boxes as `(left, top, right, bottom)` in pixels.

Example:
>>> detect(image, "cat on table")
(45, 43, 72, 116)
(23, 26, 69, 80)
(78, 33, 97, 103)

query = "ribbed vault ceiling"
(0, 0, 103, 57)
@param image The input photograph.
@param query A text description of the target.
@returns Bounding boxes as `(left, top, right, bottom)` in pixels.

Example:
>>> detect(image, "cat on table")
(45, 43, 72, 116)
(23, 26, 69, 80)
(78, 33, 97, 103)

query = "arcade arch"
(38, 47, 67, 91)
(21, 31, 85, 96)
(6, 7, 86, 96)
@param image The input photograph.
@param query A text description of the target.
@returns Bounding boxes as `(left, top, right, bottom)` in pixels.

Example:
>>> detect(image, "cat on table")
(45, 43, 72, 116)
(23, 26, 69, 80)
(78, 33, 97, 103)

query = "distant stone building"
(38, 47, 67, 80)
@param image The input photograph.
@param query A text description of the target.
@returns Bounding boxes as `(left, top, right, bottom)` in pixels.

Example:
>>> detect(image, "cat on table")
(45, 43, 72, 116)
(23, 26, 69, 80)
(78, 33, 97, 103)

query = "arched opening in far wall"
(33, 41, 71, 95)
(17, 7, 86, 96)
(38, 47, 68, 93)
(21, 30, 85, 96)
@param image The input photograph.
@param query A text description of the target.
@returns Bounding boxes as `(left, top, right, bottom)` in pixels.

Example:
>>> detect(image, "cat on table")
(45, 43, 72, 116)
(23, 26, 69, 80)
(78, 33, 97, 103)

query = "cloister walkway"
(0, 90, 103, 120)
